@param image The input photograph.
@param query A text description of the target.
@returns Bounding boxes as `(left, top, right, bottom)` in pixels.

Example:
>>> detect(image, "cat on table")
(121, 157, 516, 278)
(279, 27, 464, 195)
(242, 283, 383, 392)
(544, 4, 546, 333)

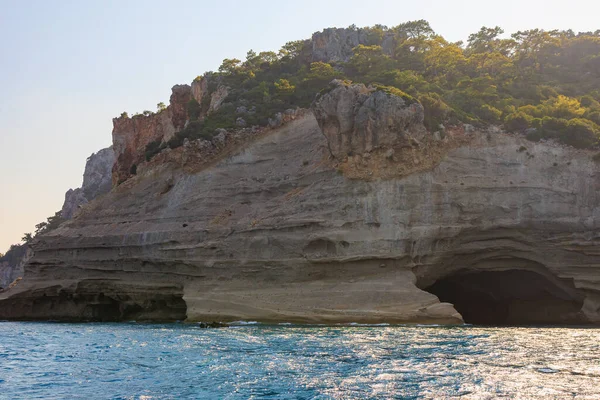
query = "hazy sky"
(1, 0, 599, 252)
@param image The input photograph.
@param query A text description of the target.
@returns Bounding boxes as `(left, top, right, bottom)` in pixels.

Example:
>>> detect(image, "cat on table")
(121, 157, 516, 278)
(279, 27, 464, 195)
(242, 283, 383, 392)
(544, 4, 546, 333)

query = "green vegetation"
(29, 211, 65, 239)
(147, 21, 600, 157)
(145, 139, 165, 161)
(1, 210, 67, 274)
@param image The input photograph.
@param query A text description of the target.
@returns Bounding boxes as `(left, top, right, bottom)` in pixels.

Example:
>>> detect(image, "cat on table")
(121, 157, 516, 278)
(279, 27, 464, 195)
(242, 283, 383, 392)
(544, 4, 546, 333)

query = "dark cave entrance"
(423, 270, 586, 325)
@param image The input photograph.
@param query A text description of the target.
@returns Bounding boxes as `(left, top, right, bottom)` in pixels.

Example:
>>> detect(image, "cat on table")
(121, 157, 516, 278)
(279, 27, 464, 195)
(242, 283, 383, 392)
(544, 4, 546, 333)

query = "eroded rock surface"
(311, 27, 395, 62)
(112, 85, 191, 184)
(62, 147, 115, 219)
(312, 80, 426, 159)
(208, 85, 229, 114)
(1, 114, 599, 324)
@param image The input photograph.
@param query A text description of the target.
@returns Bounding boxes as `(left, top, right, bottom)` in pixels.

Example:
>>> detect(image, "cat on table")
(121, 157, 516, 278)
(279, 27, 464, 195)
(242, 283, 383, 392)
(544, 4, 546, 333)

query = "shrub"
(374, 84, 417, 105)
(504, 112, 533, 132)
(419, 93, 452, 131)
(586, 110, 600, 125)
(563, 118, 599, 148)
(477, 104, 503, 124)
(187, 99, 202, 121)
(167, 133, 185, 149)
(145, 139, 164, 161)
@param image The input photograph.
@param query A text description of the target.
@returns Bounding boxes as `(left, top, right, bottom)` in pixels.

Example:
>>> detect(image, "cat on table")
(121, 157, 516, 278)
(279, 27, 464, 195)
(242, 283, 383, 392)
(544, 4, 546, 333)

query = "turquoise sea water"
(0, 322, 598, 399)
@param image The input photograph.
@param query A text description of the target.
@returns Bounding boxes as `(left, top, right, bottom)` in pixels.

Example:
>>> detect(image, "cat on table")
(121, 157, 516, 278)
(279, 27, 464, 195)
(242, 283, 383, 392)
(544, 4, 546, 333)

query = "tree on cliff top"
(167, 21, 600, 151)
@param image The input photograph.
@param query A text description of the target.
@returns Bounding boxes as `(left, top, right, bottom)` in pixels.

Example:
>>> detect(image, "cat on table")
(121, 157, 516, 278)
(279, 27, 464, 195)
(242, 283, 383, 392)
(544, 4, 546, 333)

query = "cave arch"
(420, 268, 587, 325)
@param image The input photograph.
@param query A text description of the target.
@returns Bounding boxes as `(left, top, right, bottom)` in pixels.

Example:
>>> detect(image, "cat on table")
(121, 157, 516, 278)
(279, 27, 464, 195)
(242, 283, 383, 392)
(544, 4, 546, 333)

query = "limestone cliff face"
(112, 85, 191, 184)
(62, 147, 115, 219)
(1, 111, 599, 324)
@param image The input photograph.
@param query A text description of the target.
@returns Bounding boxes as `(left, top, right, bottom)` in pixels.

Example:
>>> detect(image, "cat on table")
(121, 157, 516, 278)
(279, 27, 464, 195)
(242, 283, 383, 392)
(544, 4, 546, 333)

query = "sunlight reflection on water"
(0, 322, 598, 399)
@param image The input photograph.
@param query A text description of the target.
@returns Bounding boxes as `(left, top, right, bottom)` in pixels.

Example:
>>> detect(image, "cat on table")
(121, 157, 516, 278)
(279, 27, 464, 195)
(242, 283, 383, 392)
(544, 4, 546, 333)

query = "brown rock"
(112, 85, 191, 184)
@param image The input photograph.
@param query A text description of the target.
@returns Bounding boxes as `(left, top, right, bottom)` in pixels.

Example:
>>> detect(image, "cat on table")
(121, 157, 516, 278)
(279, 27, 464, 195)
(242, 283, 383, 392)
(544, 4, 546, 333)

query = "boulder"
(311, 80, 426, 159)
(268, 113, 283, 128)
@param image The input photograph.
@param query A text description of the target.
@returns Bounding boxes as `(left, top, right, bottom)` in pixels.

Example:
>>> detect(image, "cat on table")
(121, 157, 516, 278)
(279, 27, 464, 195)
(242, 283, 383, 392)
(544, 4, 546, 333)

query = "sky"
(1, 0, 599, 252)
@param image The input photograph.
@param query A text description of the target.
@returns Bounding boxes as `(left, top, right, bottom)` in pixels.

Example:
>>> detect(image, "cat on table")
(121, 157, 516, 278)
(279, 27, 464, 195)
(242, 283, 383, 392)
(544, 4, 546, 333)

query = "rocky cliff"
(1, 83, 599, 323)
(112, 85, 191, 185)
(312, 80, 426, 159)
(0, 245, 29, 290)
(1, 147, 115, 289)
(62, 146, 115, 219)
(1, 29, 599, 324)
(311, 27, 395, 62)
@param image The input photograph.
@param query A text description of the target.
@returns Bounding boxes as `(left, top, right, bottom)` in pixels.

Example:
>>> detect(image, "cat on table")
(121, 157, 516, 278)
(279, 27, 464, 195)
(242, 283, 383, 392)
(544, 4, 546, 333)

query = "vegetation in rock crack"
(148, 20, 600, 153)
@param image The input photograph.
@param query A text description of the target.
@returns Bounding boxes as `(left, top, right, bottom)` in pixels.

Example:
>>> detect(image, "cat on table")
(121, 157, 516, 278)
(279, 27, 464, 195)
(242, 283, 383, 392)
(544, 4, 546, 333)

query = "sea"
(0, 322, 598, 399)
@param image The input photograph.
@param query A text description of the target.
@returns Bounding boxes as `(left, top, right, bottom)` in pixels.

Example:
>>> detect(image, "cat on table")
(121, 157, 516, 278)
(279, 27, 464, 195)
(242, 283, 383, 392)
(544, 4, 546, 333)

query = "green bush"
(187, 99, 202, 121)
(419, 93, 452, 131)
(373, 84, 417, 105)
(563, 118, 599, 148)
(477, 104, 503, 124)
(504, 112, 533, 132)
(145, 139, 164, 161)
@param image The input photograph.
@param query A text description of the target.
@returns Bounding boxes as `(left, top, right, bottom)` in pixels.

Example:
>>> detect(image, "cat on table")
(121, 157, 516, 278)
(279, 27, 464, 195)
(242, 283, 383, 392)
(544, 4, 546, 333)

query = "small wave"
(227, 321, 260, 326)
(537, 368, 559, 374)
(346, 323, 391, 327)
(278, 323, 293, 326)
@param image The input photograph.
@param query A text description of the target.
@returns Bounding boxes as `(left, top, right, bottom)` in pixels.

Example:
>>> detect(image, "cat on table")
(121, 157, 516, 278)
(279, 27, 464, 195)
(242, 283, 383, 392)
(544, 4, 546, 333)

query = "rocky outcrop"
(191, 77, 208, 104)
(0, 245, 31, 290)
(61, 188, 87, 220)
(312, 80, 426, 159)
(81, 147, 115, 200)
(112, 85, 191, 184)
(1, 113, 599, 324)
(208, 85, 229, 114)
(311, 27, 395, 63)
(62, 147, 115, 219)
(169, 85, 192, 129)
